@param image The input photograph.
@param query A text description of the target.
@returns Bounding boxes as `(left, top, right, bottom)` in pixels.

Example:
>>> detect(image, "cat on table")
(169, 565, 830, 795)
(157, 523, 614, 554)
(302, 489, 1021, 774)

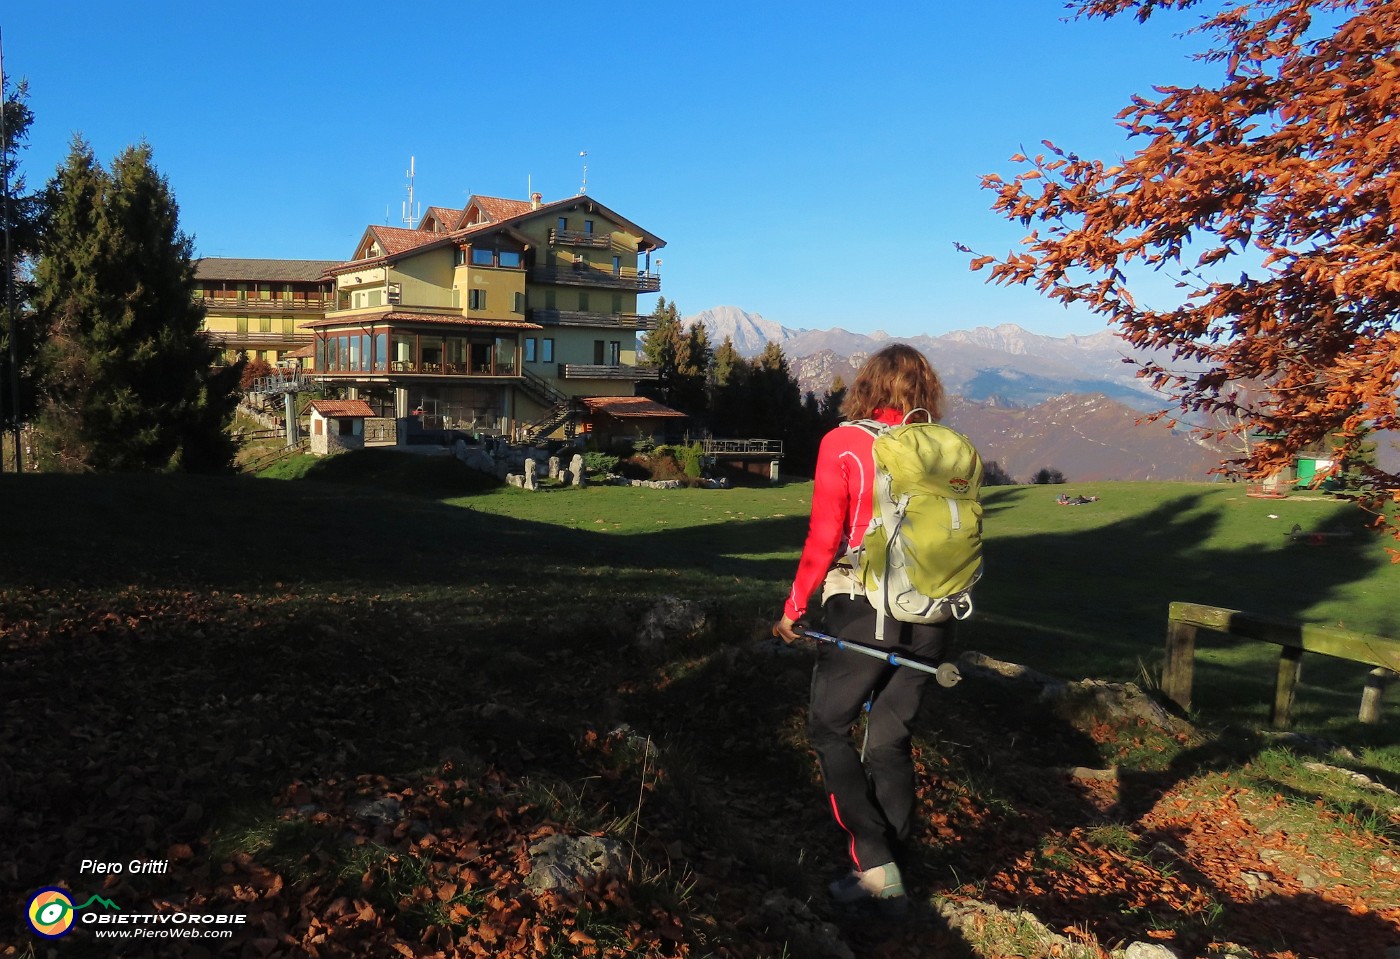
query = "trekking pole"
(798, 628, 962, 688)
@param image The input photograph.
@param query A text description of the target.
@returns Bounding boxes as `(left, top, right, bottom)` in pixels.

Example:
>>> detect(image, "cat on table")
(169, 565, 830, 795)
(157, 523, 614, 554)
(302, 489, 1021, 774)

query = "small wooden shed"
(308, 399, 375, 456)
(578, 396, 687, 450)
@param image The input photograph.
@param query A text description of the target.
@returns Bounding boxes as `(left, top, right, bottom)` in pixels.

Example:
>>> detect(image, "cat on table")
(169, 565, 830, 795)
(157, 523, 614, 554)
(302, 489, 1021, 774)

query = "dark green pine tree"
(638, 296, 683, 407)
(707, 336, 749, 437)
(1, 77, 41, 444)
(671, 317, 712, 420)
(33, 138, 241, 472)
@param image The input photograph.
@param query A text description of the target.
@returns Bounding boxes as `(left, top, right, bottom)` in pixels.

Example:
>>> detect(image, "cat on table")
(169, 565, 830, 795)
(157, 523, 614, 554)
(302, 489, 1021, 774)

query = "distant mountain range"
(685, 305, 1166, 411)
(682, 306, 1219, 482)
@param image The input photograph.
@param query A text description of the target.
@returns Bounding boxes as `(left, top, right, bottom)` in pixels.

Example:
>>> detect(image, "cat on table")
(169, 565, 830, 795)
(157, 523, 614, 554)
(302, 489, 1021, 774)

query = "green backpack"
(849, 414, 984, 630)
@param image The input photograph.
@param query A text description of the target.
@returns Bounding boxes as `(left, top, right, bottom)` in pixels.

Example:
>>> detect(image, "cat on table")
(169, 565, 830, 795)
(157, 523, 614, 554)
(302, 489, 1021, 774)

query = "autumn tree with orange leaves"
(972, 0, 1400, 542)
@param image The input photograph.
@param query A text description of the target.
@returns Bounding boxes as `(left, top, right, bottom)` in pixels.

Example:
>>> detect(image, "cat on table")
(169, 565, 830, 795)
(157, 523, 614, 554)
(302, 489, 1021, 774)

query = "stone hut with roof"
(308, 399, 376, 456)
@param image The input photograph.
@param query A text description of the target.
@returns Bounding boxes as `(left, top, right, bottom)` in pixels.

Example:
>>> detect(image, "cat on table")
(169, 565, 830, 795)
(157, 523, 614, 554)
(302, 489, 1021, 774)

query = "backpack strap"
(843, 419, 885, 437)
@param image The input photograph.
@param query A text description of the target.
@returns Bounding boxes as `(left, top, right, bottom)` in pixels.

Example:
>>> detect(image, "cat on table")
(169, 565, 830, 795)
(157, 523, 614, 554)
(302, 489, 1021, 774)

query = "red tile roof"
(309, 399, 375, 418)
(370, 225, 443, 257)
(420, 206, 465, 232)
(581, 396, 687, 418)
(471, 195, 534, 222)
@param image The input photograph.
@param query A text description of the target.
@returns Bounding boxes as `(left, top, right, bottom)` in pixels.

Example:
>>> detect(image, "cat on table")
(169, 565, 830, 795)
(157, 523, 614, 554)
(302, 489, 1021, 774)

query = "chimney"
(530, 192, 542, 210)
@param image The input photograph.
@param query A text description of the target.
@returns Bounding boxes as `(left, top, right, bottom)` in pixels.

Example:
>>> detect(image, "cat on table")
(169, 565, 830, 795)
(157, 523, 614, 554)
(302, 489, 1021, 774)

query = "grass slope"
(1, 454, 1396, 958)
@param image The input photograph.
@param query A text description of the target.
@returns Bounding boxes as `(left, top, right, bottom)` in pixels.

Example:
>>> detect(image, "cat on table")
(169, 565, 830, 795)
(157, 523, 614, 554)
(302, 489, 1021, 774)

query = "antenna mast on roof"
(578, 151, 588, 195)
(402, 156, 420, 228)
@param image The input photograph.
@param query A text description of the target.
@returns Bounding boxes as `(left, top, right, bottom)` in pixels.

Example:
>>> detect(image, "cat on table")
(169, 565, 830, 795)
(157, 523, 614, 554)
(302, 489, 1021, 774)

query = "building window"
(494, 337, 517, 376)
(259, 316, 272, 333)
(514, 292, 525, 314)
(471, 248, 494, 266)
(594, 340, 605, 364)
(468, 289, 486, 311)
(525, 338, 537, 363)
(542, 338, 554, 363)
(452, 287, 461, 308)
(584, 219, 594, 234)
(578, 291, 590, 312)
(557, 216, 568, 231)
(609, 340, 621, 365)
(498, 251, 521, 268)
(282, 317, 295, 334)
(612, 255, 621, 276)
(544, 289, 556, 310)
(455, 248, 466, 266)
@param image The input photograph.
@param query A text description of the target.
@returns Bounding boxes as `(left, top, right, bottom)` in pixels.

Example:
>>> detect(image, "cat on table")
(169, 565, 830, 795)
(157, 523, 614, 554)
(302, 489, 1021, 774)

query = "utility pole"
(0, 28, 19, 471)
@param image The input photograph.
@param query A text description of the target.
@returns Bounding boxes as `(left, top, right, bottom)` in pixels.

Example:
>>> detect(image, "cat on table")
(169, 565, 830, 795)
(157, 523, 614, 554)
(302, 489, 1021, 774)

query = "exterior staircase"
(518, 368, 584, 443)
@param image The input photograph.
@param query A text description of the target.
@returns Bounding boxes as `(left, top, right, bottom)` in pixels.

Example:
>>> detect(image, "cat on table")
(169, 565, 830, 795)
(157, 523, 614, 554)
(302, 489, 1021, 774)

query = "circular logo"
(949, 477, 970, 494)
(27, 887, 76, 938)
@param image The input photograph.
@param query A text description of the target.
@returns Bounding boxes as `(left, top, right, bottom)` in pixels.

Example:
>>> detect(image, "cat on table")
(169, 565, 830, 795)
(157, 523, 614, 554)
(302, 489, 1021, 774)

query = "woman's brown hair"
(840, 343, 944, 422)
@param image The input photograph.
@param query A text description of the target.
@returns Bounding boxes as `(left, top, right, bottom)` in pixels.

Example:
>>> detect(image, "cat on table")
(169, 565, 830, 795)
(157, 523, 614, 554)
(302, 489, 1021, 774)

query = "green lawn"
(4, 456, 1394, 737)
(3, 453, 1398, 957)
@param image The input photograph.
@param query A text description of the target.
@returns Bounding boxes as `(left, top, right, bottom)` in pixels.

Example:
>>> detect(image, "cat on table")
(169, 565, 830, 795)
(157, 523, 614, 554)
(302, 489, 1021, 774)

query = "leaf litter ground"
(2, 585, 1398, 958)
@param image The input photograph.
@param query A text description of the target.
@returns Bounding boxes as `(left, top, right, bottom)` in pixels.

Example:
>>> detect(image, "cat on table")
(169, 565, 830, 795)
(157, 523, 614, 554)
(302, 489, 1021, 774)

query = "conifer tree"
(707, 336, 748, 437)
(672, 318, 713, 418)
(639, 297, 683, 407)
(1, 76, 39, 462)
(32, 138, 240, 472)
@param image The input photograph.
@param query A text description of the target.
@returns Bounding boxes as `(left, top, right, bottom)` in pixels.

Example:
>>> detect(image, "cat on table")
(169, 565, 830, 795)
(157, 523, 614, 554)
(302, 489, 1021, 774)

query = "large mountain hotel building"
(199, 192, 682, 445)
(194, 258, 338, 364)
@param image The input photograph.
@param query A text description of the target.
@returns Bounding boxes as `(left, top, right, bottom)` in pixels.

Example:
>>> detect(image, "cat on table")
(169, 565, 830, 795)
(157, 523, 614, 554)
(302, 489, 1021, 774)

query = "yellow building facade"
(309, 193, 670, 444)
(194, 258, 338, 364)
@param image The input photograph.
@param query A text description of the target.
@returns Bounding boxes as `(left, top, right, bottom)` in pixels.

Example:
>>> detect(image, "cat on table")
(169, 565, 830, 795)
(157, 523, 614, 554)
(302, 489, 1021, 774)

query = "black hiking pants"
(808, 593, 953, 873)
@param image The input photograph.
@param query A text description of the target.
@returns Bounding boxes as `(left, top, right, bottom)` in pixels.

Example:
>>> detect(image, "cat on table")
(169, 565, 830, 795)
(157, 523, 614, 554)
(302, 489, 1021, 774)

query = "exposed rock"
(957, 650, 1063, 687)
(353, 796, 403, 825)
(524, 834, 626, 893)
(1119, 943, 1180, 959)
(1043, 678, 1190, 734)
(755, 892, 854, 959)
(1301, 761, 1398, 796)
(635, 596, 713, 649)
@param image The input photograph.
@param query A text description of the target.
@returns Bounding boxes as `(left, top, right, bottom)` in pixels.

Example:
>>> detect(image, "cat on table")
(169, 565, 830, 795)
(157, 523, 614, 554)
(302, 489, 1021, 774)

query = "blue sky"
(4, 2, 1219, 338)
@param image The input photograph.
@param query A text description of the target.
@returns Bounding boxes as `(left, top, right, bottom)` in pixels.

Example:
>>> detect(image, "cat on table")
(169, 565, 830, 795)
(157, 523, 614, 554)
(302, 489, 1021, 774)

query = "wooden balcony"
(528, 309, 656, 331)
(558, 364, 659, 381)
(199, 295, 332, 314)
(548, 228, 612, 249)
(530, 266, 661, 293)
(204, 330, 312, 350)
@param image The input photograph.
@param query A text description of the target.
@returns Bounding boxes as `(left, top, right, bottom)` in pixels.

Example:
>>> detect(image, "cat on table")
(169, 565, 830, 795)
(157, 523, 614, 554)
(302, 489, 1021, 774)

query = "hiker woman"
(773, 343, 953, 914)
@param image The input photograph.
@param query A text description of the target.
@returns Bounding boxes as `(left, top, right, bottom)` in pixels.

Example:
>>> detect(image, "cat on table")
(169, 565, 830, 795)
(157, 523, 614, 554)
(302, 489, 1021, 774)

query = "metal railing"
(548, 228, 612, 248)
(199, 296, 331, 313)
(528, 309, 655, 330)
(701, 438, 784, 456)
(530, 266, 662, 293)
(557, 364, 659, 381)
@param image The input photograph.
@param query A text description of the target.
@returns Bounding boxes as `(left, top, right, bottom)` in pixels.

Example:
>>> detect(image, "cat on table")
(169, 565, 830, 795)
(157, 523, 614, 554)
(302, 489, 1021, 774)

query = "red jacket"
(783, 408, 905, 621)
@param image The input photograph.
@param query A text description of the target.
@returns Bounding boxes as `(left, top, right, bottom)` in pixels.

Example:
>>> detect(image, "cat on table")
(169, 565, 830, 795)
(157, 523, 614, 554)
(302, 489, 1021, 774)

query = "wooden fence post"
(1360, 668, 1396, 725)
(1271, 647, 1304, 729)
(1162, 612, 1197, 714)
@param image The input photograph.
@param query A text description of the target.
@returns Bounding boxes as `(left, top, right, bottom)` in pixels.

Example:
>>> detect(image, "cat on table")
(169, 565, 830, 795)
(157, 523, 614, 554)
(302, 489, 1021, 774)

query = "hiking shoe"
(828, 862, 908, 916)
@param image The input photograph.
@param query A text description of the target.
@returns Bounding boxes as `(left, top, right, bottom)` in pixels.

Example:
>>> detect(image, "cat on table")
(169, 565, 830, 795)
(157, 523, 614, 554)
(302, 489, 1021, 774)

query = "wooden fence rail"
(1163, 601, 1400, 728)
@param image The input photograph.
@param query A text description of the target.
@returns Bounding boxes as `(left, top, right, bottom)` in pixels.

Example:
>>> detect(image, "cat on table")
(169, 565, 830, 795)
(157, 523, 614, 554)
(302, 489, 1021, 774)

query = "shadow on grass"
(2, 466, 1397, 955)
